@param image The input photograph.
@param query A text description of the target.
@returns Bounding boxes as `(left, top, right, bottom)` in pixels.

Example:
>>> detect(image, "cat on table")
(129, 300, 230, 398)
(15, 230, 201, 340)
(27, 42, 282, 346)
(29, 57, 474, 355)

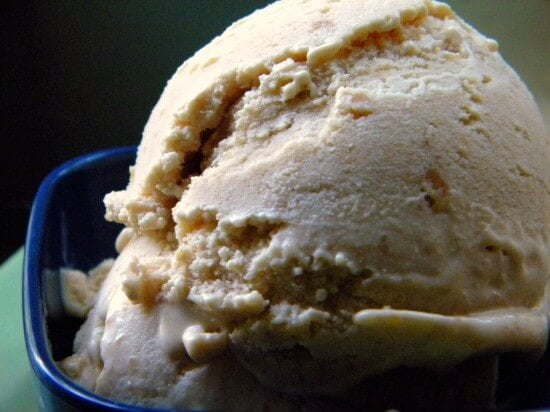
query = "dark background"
(1, 1, 548, 261)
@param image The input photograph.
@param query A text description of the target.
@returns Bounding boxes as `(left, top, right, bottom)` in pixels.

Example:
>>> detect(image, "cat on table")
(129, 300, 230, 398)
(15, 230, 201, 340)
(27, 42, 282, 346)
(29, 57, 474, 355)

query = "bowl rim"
(22, 146, 164, 411)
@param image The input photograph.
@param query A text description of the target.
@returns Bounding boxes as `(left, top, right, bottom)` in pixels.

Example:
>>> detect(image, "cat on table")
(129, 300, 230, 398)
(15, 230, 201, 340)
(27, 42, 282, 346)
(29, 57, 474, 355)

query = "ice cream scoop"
(61, 0, 549, 409)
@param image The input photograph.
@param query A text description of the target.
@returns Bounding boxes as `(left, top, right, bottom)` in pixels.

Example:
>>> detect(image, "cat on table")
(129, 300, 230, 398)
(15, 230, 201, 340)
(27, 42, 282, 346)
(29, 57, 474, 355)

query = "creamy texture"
(62, 0, 549, 409)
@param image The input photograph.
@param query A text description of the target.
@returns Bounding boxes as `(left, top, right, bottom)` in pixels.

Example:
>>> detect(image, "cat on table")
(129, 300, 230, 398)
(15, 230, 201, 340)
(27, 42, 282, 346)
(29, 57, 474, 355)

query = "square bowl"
(23, 146, 164, 411)
(21, 146, 550, 411)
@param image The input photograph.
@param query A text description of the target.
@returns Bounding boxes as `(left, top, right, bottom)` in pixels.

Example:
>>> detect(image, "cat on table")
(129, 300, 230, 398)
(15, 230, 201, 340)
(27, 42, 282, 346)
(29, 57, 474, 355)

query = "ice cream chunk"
(62, 0, 549, 409)
(60, 259, 114, 318)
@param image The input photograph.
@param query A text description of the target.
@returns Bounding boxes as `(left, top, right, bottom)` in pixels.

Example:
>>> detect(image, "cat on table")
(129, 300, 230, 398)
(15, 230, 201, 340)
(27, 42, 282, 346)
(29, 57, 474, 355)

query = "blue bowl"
(23, 147, 170, 411)
(22, 146, 550, 411)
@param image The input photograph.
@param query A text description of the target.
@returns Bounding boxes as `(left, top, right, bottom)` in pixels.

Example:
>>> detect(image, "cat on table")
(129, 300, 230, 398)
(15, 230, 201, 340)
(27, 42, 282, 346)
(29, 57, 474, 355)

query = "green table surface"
(0, 248, 39, 411)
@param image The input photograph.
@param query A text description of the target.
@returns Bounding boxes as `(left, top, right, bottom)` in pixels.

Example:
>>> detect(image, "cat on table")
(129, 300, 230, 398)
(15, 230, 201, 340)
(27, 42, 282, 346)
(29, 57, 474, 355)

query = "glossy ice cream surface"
(60, 0, 549, 409)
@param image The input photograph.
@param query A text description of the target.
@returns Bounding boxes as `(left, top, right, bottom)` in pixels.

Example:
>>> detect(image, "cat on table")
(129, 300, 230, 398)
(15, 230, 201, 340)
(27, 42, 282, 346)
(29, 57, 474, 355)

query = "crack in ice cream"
(60, 0, 549, 409)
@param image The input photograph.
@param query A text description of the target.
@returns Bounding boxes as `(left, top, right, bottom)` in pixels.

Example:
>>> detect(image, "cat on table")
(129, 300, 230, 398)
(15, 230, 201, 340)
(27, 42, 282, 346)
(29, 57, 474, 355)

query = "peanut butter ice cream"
(60, 0, 549, 409)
